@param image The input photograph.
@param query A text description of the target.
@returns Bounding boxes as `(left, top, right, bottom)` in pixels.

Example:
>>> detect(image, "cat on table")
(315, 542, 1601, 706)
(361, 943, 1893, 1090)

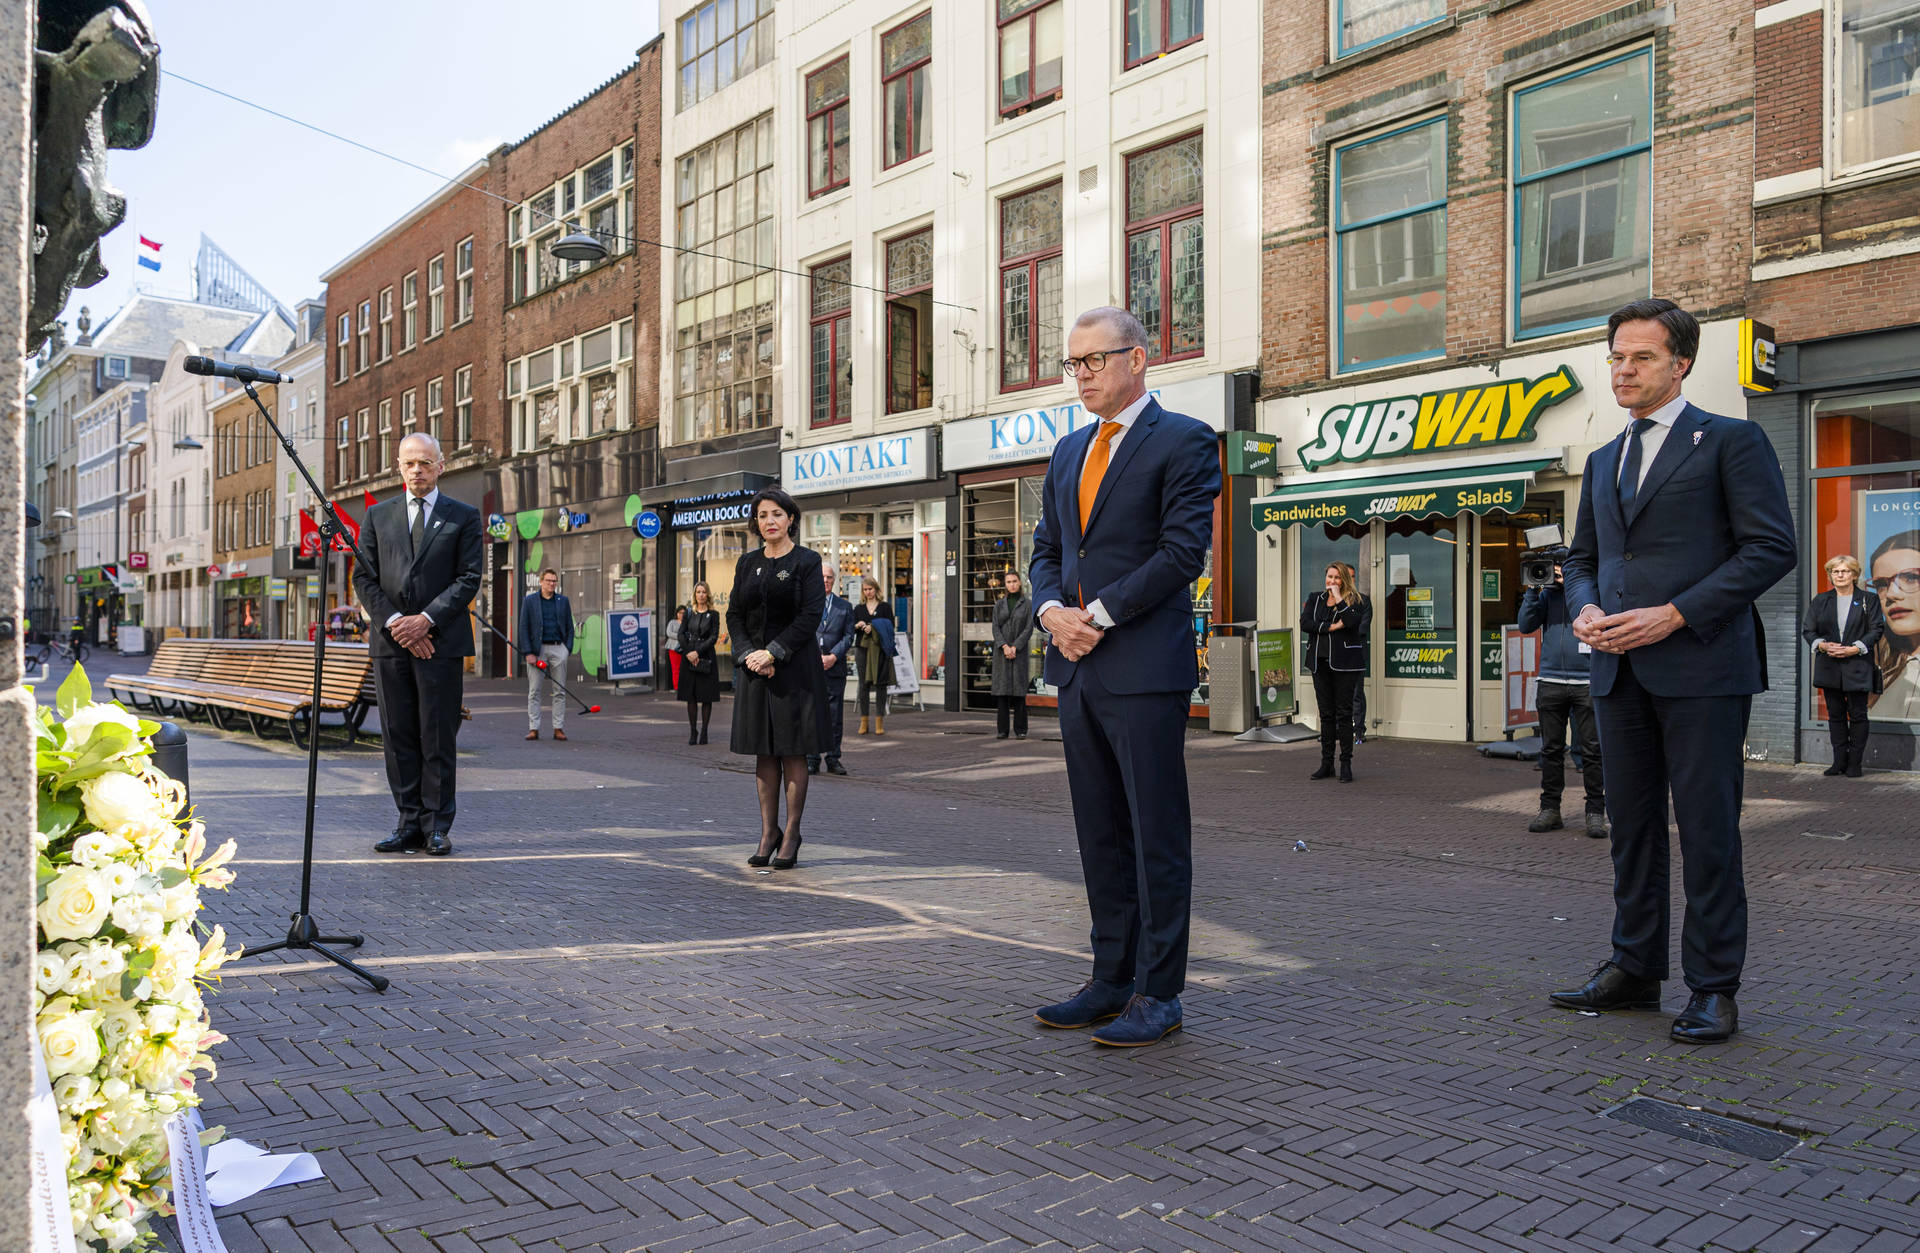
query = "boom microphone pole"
(472, 594, 601, 716)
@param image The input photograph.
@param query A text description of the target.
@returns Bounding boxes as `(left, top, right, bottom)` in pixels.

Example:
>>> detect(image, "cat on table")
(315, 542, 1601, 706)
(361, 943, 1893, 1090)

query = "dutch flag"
(137, 235, 162, 272)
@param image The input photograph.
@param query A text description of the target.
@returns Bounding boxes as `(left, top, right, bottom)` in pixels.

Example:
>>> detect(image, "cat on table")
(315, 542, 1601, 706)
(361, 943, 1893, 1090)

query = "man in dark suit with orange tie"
(1554, 299, 1795, 1044)
(1028, 306, 1222, 1048)
(353, 433, 484, 858)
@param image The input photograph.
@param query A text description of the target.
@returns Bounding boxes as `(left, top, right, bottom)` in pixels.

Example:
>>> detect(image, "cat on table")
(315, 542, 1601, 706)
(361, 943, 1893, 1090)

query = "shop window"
(1125, 132, 1204, 362)
(998, 0, 1063, 118)
(806, 58, 851, 198)
(1836, 0, 1920, 173)
(882, 12, 932, 168)
(1334, 118, 1447, 372)
(675, 115, 777, 443)
(999, 182, 1064, 392)
(1383, 516, 1458, 680)
(810, 255, 853, 427)
(677, 525, 749, 685)
(1477, 498, 1562, 683)
(885, 229, 933, 414)
(1337, 0, 1446, 57)
(1125, 0, 1203, 68)
(1809, 387, 1920, 722)
(1511, 50, 1652, 340)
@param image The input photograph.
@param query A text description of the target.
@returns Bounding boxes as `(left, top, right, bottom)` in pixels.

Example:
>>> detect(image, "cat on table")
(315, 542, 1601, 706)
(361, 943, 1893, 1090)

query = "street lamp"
(550, 228, 609, 264)
(173, 434, 203, 451)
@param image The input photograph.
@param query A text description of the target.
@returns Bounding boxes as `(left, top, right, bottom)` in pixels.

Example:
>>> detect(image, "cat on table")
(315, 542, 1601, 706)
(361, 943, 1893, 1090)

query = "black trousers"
(1594, 654, 1750, 994)
(1537, 680, 1605, 813)
(807, 671, 847, 767)
(858, 679, 889, 717)
(996, 694, 1028, 737)
(1820, 687, 1870, 767)
(1312, 668, 1360, 763)
(1058, 662, 1191, 999)
(373, 653, 464, 836)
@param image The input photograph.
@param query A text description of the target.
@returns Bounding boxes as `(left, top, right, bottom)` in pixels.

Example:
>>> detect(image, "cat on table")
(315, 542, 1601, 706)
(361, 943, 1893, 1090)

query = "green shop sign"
(1386, 635, 1458, 679)
(1254, 628, 1295, 718)
(1295, 367, 1580, 470)
(1227, 433, 1280, 478)
(1252, 460, 1555, 530)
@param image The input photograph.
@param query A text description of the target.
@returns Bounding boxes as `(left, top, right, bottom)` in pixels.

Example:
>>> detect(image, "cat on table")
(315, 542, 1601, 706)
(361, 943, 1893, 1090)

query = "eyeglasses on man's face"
(1604, 352, 1672, 369)
(1060, 346, 1140, 378)
(1869, 568, 1920, 596)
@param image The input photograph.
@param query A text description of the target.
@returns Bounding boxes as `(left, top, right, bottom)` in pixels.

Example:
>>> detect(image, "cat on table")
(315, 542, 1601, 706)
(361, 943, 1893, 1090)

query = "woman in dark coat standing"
(676, 583, 721, 744)
(1301, 561, 1372, 783)
(851, 576, 895, 735)
(990, 570, 1034, 739)
(728, 488, 829, 869)
(1802, 553, 1885, 777)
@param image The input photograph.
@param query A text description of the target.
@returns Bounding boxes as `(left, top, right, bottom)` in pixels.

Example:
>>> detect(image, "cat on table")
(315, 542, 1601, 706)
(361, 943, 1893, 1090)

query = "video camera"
(1520, 523, 1569, 589)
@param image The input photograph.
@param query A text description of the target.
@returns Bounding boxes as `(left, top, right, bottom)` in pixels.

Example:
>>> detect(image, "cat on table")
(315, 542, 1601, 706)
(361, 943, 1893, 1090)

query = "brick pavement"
(62, 663, 1915, 1253)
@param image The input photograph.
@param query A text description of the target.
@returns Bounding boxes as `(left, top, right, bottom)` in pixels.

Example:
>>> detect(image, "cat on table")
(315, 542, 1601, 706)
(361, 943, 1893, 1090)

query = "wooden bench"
(107, 640, 376, 748)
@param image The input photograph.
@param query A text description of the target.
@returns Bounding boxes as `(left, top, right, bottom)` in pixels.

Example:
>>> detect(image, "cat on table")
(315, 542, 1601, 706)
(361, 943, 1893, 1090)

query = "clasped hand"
(1819, 641, 1860, 658)
(744, 649, 776, 676)
(1572, 603, 1684, 654)
(391, 612, 435, 659)
(1042, 606, 1104, 662)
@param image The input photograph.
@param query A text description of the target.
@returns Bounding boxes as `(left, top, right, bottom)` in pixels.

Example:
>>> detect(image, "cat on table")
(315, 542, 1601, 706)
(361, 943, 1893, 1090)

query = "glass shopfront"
(670, 491, 756, 688)
(218, 576, 267, 639)
(803, 501, 947, 686)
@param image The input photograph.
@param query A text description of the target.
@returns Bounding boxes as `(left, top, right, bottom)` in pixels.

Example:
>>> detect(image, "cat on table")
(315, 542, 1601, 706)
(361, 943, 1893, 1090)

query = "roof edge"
(319, 158, 492, 284)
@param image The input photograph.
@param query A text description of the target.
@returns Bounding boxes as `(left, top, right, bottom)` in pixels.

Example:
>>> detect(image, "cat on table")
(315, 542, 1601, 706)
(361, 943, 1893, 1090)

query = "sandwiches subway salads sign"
(1297, 367, 1580, 470)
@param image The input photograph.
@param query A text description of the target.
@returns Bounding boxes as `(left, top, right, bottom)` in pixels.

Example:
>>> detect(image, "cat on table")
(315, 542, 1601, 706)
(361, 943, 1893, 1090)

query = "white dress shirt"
(1039, 390, 1157, 629)
(385, 488, 442, 629)
(1616, 393, 1687, 492)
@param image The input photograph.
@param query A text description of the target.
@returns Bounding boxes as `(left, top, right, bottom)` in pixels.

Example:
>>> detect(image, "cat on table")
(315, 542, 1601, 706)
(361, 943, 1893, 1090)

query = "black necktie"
(1618, 418, 1655, 512)
(409, 497, 426, 553)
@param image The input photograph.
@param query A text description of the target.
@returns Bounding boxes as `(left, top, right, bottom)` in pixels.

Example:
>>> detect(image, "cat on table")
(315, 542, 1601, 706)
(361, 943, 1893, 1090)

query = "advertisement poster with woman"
(1860, 487, 1920, 720)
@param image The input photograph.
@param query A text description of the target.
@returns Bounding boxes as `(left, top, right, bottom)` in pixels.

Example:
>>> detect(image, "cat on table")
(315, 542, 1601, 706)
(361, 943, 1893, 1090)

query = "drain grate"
(1602, 1098, 1802, 1160)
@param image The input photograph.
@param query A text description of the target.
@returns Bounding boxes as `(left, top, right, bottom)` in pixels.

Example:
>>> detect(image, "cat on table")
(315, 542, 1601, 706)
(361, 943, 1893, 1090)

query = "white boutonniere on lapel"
(1693, 430, 1704, 446)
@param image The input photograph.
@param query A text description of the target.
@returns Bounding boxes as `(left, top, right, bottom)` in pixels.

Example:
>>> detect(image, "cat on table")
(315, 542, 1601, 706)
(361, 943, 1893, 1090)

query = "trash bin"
(1208, 623, 1256, 734)
(149, 721, 189, 819)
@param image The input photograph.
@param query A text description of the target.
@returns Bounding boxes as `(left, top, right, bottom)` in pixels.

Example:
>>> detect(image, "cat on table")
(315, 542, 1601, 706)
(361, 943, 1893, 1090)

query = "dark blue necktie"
(1617, 418, 1655, 512)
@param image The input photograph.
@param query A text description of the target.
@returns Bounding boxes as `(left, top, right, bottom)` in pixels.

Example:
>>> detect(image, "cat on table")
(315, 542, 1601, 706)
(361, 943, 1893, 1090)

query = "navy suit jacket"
(1029, 398, 1221, 695)
(816, 593, 855, 678)
(517, 592, 575, 655)
(1563, 403, 1795, 699)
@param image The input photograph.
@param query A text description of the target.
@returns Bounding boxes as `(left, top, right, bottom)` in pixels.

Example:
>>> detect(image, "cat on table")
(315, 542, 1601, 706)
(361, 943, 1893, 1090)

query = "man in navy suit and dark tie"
(1028, 306, 1222, 1048)
(1553, 299, 1795, 1044)
(806, 560, 855, 776)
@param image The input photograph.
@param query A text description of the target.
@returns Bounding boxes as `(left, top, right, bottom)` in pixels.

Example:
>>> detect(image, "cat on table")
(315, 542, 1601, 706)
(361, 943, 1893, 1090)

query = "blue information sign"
(633, 511, 663, 539)
(606, 609, 653, 680)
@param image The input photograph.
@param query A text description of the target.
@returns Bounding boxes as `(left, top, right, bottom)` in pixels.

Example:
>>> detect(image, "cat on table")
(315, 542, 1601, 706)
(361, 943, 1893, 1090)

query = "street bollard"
(149, 721, 189, 818)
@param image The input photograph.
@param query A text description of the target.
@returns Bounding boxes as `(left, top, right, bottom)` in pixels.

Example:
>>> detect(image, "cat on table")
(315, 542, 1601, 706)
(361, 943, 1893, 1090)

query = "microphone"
(182, 356, 291, 385)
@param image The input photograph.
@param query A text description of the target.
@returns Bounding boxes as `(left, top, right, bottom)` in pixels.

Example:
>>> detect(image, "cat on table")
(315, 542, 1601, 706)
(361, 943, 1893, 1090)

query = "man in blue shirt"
(518, 569, 574, 741)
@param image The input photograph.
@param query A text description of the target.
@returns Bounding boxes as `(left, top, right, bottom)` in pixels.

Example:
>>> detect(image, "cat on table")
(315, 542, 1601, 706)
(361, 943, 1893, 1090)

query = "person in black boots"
(1517, 555, 1608, 837)
(1301, 562, 1370, 782)
(1803, 553, 1884, 777)
(676, 581, 721, 744)
(991, 569, 1035, 739)
(728, 489, 828, 870)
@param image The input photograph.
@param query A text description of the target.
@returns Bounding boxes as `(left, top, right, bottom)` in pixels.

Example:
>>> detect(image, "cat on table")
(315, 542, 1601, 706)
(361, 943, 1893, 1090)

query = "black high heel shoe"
(771, 832, 803, 870)
(747, 831, 779, 867)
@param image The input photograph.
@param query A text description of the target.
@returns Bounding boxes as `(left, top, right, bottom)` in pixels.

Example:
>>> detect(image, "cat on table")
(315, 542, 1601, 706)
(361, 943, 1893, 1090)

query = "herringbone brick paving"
(62, 662, 1913, 1253)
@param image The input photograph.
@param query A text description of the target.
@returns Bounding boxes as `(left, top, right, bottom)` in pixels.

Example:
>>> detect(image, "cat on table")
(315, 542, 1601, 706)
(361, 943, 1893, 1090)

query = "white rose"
(39, 1011, 102, 1078)
(99, 1009, 141, 1052)
(80, 770, 162, 834)
(51, 1072, 97, 1110)
(34, 951, 68, 995)
(61, 703, 143, 758)
(80, 940, 125, 983)
(38, 867, 111, 942)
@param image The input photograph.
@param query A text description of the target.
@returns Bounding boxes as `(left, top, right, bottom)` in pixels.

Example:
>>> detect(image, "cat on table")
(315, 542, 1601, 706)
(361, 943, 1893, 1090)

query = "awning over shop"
(1251, 457, 1560, 530)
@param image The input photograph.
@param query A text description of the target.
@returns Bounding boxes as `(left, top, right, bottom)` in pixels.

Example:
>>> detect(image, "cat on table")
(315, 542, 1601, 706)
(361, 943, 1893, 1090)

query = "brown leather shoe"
(553, 729, 567, 741)
(525, 730, 539, 740)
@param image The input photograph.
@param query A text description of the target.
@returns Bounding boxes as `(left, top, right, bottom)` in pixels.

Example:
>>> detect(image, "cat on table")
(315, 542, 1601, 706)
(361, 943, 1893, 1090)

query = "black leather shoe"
(1670, 991, 1737, 1043)
(1550, 961, 1661, 1012)
(1338, 762, 1354, 783)
(1035, 978, 1134, 1029)
(806, 759, 820, 775)
(424, 832, 453, 857)
(374, 828, 425, 854)
(1310, 762, 1335, 780)
(826, 759, 848, 775)
(1823, 761, 1845, 776)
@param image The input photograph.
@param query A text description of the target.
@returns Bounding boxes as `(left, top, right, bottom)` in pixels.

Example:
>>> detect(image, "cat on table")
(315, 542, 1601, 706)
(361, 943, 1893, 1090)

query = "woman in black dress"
(676, 582, 721, 744)
(728, 489, 829, 869)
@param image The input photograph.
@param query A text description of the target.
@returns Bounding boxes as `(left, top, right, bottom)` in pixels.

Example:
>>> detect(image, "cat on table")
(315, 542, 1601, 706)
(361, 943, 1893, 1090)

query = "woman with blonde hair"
(1803, 553, 1885, 776)
(851, 574, 895, 735)
(676, 582, 721, 745)
(1300, 561, 1371, 782)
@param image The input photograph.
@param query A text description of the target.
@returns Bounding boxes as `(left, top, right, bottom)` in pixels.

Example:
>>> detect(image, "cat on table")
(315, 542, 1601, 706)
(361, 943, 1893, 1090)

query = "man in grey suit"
(353, 433, 485, 857)
(806, 560, 855, 776)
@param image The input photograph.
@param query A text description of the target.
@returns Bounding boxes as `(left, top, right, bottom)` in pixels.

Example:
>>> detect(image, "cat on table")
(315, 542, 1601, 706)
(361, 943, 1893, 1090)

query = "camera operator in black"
(1517, 554, 1608, 838)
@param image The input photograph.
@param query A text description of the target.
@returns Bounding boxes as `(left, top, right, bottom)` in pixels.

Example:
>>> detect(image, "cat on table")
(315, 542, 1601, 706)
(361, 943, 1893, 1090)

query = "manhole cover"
(1602, 1098, 1801, 1160)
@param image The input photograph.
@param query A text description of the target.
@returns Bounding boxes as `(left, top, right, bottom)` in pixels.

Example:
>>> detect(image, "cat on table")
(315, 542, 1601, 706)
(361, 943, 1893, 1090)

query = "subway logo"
(1298, 366, 1581, 470)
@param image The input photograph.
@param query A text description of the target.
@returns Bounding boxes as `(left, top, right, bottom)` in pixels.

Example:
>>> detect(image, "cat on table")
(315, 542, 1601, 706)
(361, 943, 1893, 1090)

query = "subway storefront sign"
(1295, 367, 1580, 470)
(1252, 461, 1553, 530)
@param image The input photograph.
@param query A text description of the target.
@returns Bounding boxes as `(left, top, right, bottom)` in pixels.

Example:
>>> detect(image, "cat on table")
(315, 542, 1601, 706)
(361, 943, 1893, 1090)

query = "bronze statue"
(29, 1, 160, 355)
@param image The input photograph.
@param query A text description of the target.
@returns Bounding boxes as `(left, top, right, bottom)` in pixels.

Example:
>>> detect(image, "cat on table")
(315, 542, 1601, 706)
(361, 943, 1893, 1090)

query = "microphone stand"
(231, 380, 389, 992)
(472, 592, 602, 717)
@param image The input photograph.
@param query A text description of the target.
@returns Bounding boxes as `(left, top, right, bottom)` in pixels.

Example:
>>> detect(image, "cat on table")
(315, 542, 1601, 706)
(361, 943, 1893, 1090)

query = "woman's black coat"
(1801, 588, 1885, 694)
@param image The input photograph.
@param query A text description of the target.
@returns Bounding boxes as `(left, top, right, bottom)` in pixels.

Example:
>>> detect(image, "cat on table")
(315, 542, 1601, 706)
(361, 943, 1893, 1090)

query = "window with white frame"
(455, 365, 472, 447)
(677, 0, 775, 110)
(377, 399, 393, 472)
(401, 389, 417, 440)
(356, 300, 371, 372)
(1125, 0, 1203, 67)
(378, 286, 393, 360)
(1336, 0, 1446, 58)
(401, 272, 418, 350)
(1836, 0, 1920, 173)
(509, 146, 636, 302)
(355, 408, 370, 479)
(1511, 49, 1652, 340)
(427, 254, 445, 337)
(806, 58, 851, 197)
(1334, 117, 1447, 372)
(335, 313, 350, 380)
(673, 115, 777, 442)
(998, 0, 1063, 117)
(455, 237, 474, 324)
(883, 13, 933, 168)
(1125, 131, 1204, 362)
(505, 319, 636, 451)
(426, 377, 444, 443)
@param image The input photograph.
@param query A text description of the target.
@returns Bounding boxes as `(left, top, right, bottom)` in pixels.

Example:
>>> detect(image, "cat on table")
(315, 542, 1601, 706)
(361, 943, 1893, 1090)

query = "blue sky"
(61, 0, 662, 327)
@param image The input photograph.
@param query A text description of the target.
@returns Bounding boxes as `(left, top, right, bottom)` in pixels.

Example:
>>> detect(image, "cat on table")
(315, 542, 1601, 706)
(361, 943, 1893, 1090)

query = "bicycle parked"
(32, 636, 90, 666)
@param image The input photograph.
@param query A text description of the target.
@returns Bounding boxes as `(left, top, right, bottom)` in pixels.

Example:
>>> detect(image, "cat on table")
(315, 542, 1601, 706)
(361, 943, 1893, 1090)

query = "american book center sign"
(783, 427, 936, 496)
(1296, 367, 1580, 471)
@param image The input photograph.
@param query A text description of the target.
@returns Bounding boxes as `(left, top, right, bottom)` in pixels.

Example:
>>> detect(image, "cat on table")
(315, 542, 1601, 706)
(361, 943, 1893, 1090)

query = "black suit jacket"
(1564, 403, 1796, 698)
(816, 593, 855, 679)
(1802, 588, 1885, 694)
(352, 492, 485, 658)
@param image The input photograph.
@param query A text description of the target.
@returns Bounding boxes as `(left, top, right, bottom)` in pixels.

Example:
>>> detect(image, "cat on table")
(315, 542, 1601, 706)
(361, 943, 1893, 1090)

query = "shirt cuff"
(385, 613, 402, 629)
(1036, 599, 1064, 619)
(1811, 638, 1827, 650)
(1086, 599, 1115, 629)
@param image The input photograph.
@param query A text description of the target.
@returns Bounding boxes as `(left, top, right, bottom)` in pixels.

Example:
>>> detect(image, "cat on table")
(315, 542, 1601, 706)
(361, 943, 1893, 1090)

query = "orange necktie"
(1078, 422, 1123, 532)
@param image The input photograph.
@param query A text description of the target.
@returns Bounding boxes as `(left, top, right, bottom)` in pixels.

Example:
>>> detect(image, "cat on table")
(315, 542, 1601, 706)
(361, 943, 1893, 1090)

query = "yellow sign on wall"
(1297, 366, 1581, 470)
